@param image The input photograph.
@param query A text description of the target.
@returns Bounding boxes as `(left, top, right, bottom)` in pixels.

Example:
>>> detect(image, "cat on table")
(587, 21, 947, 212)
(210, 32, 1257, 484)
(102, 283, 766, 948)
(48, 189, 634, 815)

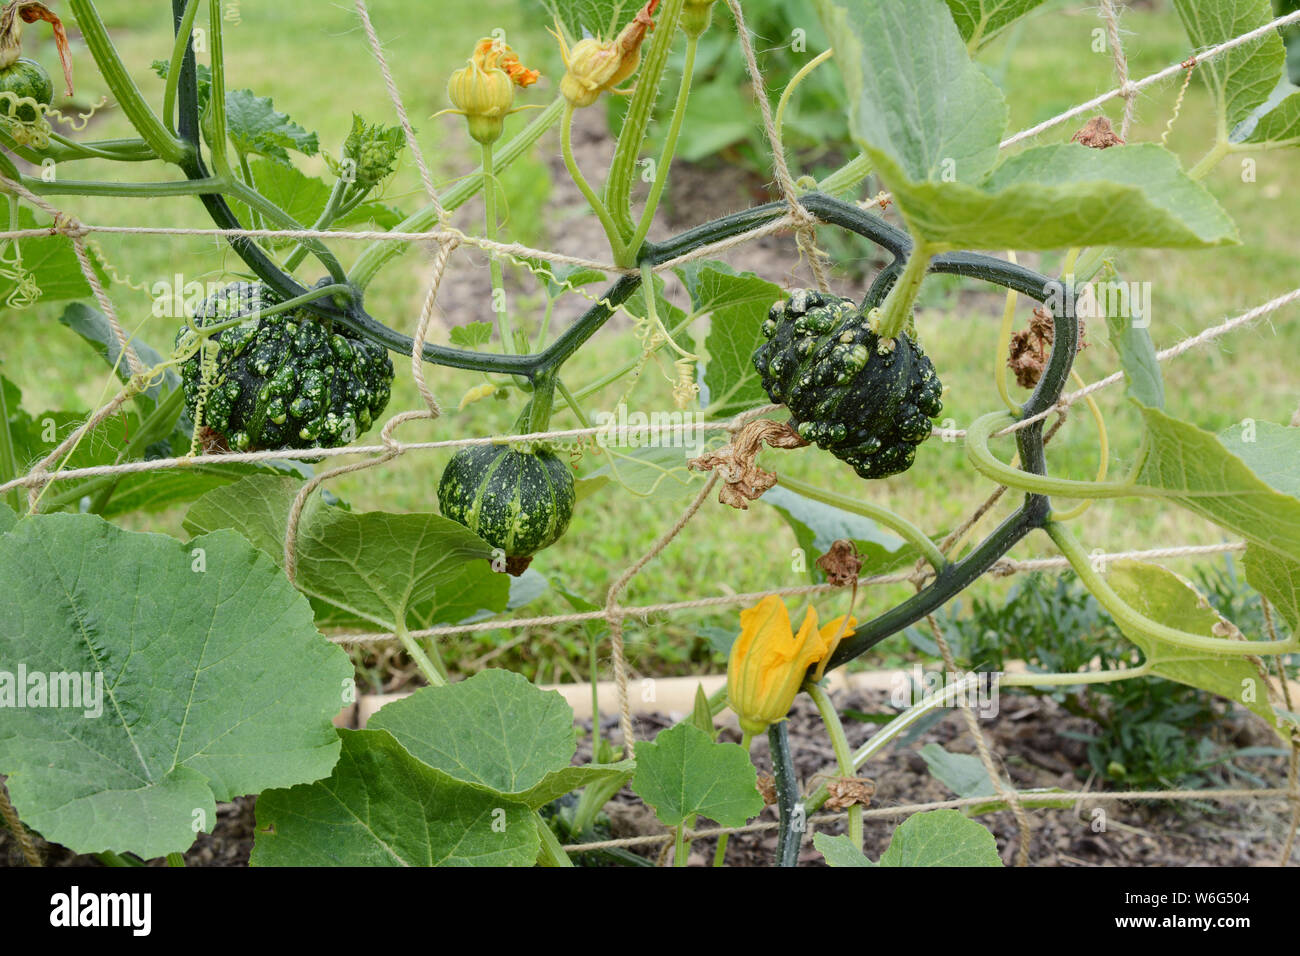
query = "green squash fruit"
(177, 281, 393, 452)
(438, 443, 576, 573)
(752, 288, 943, 480)
(0, 57, 52, 122)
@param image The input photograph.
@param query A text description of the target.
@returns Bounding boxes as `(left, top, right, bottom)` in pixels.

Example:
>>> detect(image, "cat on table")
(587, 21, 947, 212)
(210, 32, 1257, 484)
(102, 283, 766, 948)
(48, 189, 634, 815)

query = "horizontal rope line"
(562, 786, 1296, 852)
(9, 280, 1294, 497)
(950, 285, 1300, 441)
(0, 417, 751, 495)
(330, 541, 1245, 645)
(1000, 10, 1300, 149)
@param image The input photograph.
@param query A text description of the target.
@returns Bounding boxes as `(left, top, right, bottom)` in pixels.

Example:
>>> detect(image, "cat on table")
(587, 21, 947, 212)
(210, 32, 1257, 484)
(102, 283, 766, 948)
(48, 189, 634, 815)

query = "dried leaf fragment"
(688, 419, 808, 509)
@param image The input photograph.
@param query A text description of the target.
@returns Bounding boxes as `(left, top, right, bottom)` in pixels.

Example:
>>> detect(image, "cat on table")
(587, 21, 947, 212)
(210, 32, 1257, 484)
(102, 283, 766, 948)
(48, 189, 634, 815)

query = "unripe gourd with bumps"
(752, 289, 943, 480)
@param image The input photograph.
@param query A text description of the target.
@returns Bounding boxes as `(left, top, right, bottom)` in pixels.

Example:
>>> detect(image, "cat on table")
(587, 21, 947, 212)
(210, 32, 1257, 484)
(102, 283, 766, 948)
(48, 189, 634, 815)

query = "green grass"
(3, 1, 1297, 683)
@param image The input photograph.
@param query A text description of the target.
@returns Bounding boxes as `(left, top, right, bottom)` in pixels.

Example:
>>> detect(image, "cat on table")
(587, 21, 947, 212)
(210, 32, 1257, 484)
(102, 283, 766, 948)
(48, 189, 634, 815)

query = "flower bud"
(681, 0, 717, 38)
(445, 37, 539, 144)
(553, 0, 659, 108)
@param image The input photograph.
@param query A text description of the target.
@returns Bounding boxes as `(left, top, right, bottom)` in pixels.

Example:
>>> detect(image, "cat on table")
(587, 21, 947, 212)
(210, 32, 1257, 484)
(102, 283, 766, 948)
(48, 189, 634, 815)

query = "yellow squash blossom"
(444, 37, 540, 144)
(552, 0, 659, 108)
(727, 595, 856, 735)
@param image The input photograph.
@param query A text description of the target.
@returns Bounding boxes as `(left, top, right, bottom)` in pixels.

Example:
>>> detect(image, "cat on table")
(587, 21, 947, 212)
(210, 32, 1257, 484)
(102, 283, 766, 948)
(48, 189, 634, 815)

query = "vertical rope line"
(604, 472, 720, 757)
(0, 779, 40, 867)
(71, 232, 145, 380)
(1101, 0, 1137, 140)
(410, 238, 457, 417)
(283, 410, 424, 582)
(353, 0, 445, 217)
(927, 614, 1032, 866)
(723, 0, 831, 291)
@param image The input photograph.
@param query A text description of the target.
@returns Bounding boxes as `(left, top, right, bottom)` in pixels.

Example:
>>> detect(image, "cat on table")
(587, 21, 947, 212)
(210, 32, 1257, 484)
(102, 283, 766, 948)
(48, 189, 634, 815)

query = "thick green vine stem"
(70, 0, 189, 165)
(604, 0, 688, 245)
(769, 721, 802, 868)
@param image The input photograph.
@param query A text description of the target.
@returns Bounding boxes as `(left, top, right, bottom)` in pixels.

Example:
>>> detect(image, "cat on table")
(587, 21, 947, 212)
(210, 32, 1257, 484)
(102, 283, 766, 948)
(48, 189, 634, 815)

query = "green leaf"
(820, 0, 1236, 249)
(98, 460, 311, 521)
(631, 722, 764, 828)
(676, 261, 783, 418)
(221, 88, 319, 162)
(917, 743, 997, 798)
(183, 475, 510, 631)
(1175, 0, 1286, 134)
(883, 144, 1238, 249)
(1218, 419, 1300, 497)
(227, 160, 401, 246)
(762, 484, 920, 583)
(1134, 407, 1300, 562)
(582, 443, 704, 500)
(0, 500, 15, 532)
(0, 514, 351, 858)
(1244, 547, 1300, 635)
(251, 729, 539, 866)
(1101, 268, 1164, 408)
(819, 0, 1006, 184)
(57, 303, 179, 412)
(543, 0, 639, 38)
(1242, 89, 1300, 147)
(944, 0, 1047, 51)
(369, 670, 576, 795)
(0, 198, 111, 304)
(817, 809, 1003, 866)
(449, 321, 495, 350)
(1107, 560, 1277, 727)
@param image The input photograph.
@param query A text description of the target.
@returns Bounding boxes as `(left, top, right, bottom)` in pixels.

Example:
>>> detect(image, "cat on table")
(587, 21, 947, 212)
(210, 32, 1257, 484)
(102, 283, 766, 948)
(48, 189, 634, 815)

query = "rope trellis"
(0, 3, 1296, 868)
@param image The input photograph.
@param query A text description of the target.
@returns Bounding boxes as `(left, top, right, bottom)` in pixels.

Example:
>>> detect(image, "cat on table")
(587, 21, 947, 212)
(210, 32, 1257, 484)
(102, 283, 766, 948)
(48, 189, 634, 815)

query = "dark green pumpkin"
(0, 57, 52, 122)
(438, 444, 576, 568)
(752, 288, 943, 480)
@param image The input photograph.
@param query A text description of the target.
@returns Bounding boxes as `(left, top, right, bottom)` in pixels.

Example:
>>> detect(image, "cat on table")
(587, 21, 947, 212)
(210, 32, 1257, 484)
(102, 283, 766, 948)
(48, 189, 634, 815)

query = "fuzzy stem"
(805, 681, 862, 849)
(625, 32, 699, 260)
(605, 0, 688, 240)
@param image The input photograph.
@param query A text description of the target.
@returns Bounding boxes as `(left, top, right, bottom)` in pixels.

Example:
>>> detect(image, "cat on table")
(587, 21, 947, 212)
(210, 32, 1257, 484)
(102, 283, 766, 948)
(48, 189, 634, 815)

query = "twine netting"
(1, 1, 1298, 866)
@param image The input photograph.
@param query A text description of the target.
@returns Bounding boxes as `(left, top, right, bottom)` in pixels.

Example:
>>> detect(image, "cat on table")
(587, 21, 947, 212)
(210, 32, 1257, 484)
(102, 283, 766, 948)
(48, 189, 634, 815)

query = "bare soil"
(4, 687, 1290, 868)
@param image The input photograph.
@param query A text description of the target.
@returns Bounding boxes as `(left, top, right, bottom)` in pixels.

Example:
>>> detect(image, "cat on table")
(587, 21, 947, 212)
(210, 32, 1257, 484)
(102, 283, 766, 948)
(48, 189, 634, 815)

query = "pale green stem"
(625, 34, 699, 257)
(395, 621, 446, 686)
(999, 664, 1152, 687)
(482, 141, 514, 355)
(562, 104, 626, 262)
(1047, 520, 1296, 656)
(817, 153, 872, 196)
(712, 730, 752, 866)
(965, 411, 1138, 499)
(874, 241, 935, 340)
(535, 812, 575, 867)
(1187, 139, 1231, 181)
(776, 475, 946, 570)
(162, 0, 202, 136)
(806, 681, 862, 849)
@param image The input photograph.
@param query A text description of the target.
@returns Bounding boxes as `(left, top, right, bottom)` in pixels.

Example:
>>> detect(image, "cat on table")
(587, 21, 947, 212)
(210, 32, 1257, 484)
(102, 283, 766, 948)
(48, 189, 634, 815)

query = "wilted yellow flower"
(726, 595, 856, 735)
(552, 0, 659, 108)
(444, 37, 540, 143)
